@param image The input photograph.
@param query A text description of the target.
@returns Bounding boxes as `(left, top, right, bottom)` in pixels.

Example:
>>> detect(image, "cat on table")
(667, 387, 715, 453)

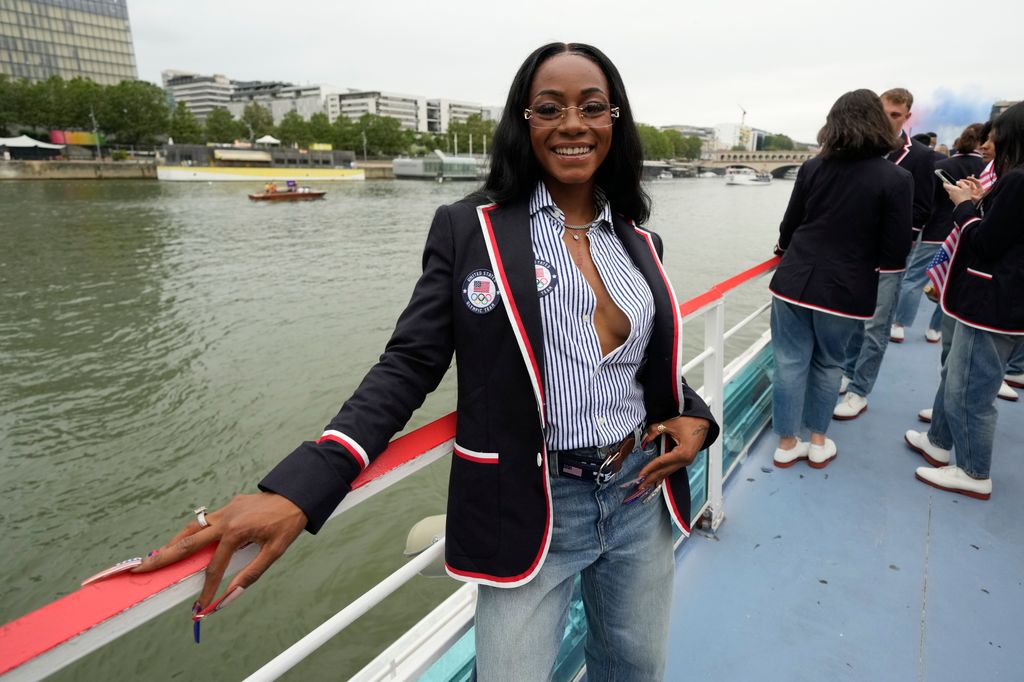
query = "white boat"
(783, 168, 799, 180)
(725, 167, 772, 185)
(657, 170, 673, 180)
(698, 171, 719, 178)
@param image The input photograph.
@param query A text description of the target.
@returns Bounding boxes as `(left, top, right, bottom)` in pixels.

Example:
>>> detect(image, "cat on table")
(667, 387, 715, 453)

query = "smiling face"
(527, 53, 613, 195)
(882, 97, 912, 136)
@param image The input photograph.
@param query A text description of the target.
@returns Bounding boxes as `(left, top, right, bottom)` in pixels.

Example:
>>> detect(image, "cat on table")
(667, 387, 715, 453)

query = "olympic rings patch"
(461, 269, 500, 314)
(535, 259, 558, 298)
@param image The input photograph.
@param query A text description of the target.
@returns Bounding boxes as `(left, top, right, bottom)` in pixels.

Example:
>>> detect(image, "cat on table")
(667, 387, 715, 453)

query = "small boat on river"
(248, 189, 326, 201)
(725, 167, 772, 185)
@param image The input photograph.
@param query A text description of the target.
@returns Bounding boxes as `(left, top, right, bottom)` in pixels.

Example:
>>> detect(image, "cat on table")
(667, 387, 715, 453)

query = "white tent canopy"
(0, 135, 64, 149)
(255, 134, 281, 145)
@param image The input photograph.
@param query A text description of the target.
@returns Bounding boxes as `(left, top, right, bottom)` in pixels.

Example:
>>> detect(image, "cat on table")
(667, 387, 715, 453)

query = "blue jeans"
(843, 271, 903, 397)
(474, 440, 673, 681)
(770, 297, 861, 437)
(927, 321, 1024, 478)
(894, 238, 943, 330)
(1007, 344, 1024, 375)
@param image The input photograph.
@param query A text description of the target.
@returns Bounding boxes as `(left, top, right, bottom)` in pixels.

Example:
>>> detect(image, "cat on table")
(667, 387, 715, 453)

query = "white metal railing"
(0, 258, 779, 682)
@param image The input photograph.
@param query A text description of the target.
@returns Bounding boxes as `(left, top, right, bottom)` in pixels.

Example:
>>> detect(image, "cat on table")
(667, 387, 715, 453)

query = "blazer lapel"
(476, 199, 547, 426)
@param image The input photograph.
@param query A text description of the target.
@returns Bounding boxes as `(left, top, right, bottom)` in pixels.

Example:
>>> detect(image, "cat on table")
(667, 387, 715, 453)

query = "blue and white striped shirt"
(528, 182, 656, 450)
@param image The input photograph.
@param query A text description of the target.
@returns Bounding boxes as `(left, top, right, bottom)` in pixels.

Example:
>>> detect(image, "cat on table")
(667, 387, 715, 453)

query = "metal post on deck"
(703, 300, 726, 530)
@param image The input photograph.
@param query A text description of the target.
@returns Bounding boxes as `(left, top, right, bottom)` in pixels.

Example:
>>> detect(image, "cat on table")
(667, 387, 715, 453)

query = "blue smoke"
(915, 88, 993, 145)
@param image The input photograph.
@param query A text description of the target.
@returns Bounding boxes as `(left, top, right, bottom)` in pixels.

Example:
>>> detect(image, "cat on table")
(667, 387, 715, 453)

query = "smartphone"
(934, 169, 957, 185)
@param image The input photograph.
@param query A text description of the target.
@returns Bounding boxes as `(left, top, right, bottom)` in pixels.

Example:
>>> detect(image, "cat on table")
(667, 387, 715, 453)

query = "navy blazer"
(770, 155, 914, 318)
(921, 153, 986, 243)
(260, 195, 719, 587)
(888, 131, 935, 232)
(942, 167, 1024, 334)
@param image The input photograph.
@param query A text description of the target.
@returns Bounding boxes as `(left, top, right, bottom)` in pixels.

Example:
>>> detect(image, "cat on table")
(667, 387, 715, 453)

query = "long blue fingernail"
(193, 619, 201, 644)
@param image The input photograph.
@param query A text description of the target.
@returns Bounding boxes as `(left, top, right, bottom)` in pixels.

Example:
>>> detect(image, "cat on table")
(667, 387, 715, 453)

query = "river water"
(0, 177, 793, 680)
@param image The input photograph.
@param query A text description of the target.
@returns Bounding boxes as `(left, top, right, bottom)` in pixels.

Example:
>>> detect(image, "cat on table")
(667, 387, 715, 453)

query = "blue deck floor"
(666, 314, 1024, 681)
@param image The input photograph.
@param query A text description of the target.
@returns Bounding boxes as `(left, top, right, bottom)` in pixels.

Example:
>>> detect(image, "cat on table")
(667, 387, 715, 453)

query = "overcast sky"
(129, 0, 1021, 144)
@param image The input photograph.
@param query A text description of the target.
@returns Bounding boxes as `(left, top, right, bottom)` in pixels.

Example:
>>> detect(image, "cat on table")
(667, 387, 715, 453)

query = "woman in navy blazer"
(133, 43, 718, 678)
(910, 102, 1024, 500)
(769, 89, 913, 469)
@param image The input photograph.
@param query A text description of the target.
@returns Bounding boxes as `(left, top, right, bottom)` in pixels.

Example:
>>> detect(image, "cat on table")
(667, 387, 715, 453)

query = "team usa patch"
(462, 269, 500, 314)
(535, 259, 559, 298)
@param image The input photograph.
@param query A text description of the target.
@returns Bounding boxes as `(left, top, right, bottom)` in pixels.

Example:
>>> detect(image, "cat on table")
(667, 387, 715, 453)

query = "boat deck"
(665, 313, 1024, 681)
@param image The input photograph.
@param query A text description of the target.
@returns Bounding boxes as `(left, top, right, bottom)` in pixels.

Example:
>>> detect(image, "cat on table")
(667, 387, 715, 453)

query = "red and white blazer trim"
(453, 443, 500, 464)
(633, 225, 684, 412)
(316, 430, 370, 470)
(769, 290, 872, 321)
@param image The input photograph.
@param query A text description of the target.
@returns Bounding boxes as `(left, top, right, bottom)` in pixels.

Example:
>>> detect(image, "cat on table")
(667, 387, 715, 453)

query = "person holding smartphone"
(906, 102, 1024, 498)
(892, 123, 986, 344)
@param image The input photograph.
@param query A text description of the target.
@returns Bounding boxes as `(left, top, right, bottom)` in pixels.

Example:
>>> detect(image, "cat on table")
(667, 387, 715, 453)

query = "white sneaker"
(833, 392, 868, 420)
(904, 429, 950, 467)
(1005, 373, 1024, 389)
(998, 381, 1019, 402)
(839, 375, 851, 395)
(773, 440, 810, 468)
(925, 328, 942, 343)
(915, 465, 991, 500)
(808, 438, 837, 469)
(890, 324, 905, 342)
(917, 408, 932, 423)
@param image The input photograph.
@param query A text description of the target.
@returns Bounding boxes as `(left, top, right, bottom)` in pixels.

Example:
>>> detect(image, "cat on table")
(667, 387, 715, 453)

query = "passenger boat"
(248, 189, 326, 201)
(157, 144, 365, 182)
(726, 167, 772, 185)
(3, 257, 1022, 681)
(657, 170, 674, 180)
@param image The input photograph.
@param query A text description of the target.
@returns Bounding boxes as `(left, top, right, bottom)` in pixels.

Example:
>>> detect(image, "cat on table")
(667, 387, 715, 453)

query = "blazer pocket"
(966, 267, 993, 280)
(447, 442, 501, 558)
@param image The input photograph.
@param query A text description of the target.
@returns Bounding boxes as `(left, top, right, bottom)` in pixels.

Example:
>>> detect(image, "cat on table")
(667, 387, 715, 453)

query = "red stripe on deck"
(0, 411, 457, 675)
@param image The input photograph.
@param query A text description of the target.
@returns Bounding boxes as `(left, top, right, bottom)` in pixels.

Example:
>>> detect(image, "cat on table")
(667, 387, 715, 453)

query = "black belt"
(549, 426, 643, 483)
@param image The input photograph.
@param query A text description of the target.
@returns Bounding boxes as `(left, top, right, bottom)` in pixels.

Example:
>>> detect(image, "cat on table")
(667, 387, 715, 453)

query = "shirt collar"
(529, 181, 613, 231)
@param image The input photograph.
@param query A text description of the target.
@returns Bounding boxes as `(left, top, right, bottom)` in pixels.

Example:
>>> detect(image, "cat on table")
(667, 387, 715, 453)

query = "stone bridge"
(697, 150, 817, 177)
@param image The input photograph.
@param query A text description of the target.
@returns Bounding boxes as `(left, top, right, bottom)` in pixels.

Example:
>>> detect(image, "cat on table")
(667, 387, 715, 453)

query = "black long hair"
(817, 89, 899, 160)
(482, 42, 651, 224)
(992, 102, 1024, 177)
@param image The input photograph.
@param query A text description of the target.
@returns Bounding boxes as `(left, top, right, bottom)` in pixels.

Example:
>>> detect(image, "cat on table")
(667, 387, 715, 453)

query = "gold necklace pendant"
(572, 233, 580, 241)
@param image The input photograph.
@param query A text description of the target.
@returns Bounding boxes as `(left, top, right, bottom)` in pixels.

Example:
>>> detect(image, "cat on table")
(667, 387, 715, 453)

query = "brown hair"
(881, 87, 914, 110)
(818, 89, 900, 160)
(953, 123, 985, 155)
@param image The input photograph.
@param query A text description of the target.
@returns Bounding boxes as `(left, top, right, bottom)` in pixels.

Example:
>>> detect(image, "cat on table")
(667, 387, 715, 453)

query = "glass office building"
(0, 0, 137, 85)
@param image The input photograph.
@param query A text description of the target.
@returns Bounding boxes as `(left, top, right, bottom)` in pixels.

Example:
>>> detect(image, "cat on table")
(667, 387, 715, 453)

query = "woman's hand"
(945, 176, 983, 206)
(636, 416, 711, 489)
(132, 492, 307, 616)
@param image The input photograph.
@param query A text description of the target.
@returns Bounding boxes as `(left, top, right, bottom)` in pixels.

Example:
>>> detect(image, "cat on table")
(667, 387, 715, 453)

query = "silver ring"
(194, 506, 209, 528)
(657, 423, 666, 434)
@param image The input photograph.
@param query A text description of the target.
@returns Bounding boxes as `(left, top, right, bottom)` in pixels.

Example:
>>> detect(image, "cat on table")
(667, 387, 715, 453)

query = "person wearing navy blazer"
(911, 102, 1024, 501)
(135, 42, 718, 680)
(769, 89, 913, 469)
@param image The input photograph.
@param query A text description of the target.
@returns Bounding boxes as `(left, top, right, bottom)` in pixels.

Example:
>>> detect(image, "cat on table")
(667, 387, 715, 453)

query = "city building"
(425, 99, 488, 133)
(990, 100, 1019, 119)
(662, 124, 717, 157)
(714, 123, 767, 152)
(328, 90, 427, 131)
(228, 83, 343, 125)
(0, 0, 137, 85)
(161, 70, 233, 122)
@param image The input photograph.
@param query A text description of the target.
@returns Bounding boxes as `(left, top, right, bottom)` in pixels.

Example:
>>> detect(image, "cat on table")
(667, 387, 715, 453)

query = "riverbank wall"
(0, 160, 157, 180)
(0, 160, 398, 180)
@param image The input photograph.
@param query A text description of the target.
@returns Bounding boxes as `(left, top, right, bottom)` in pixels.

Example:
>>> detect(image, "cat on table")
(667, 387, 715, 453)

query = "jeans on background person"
(474, 440, 672, 682)
(927, 321, 1024, 479)
(843, 271, 904, 396)
(894, 238, 942, 330)
(1006, 344, 1024, 376)
(770, 297, 861, 437)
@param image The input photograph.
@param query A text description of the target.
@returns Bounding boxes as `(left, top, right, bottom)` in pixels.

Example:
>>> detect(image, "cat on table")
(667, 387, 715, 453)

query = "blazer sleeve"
(879, 170, 915, 271)
(259, 205, 457, 533)
(955, 171, 1024, 261)
(679, 382, 720, 452)
(910, 151, 936, 231)
(777, 163, 809, 251)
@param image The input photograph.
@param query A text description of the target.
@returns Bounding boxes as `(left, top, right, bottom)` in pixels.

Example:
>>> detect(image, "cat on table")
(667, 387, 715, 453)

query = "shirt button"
(597, 417, 606, 425)
(581, 314, 590, 323)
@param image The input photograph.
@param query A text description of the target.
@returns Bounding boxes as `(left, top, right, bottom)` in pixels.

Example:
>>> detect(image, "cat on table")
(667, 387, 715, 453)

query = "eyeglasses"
(523, 102, 620, 129)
